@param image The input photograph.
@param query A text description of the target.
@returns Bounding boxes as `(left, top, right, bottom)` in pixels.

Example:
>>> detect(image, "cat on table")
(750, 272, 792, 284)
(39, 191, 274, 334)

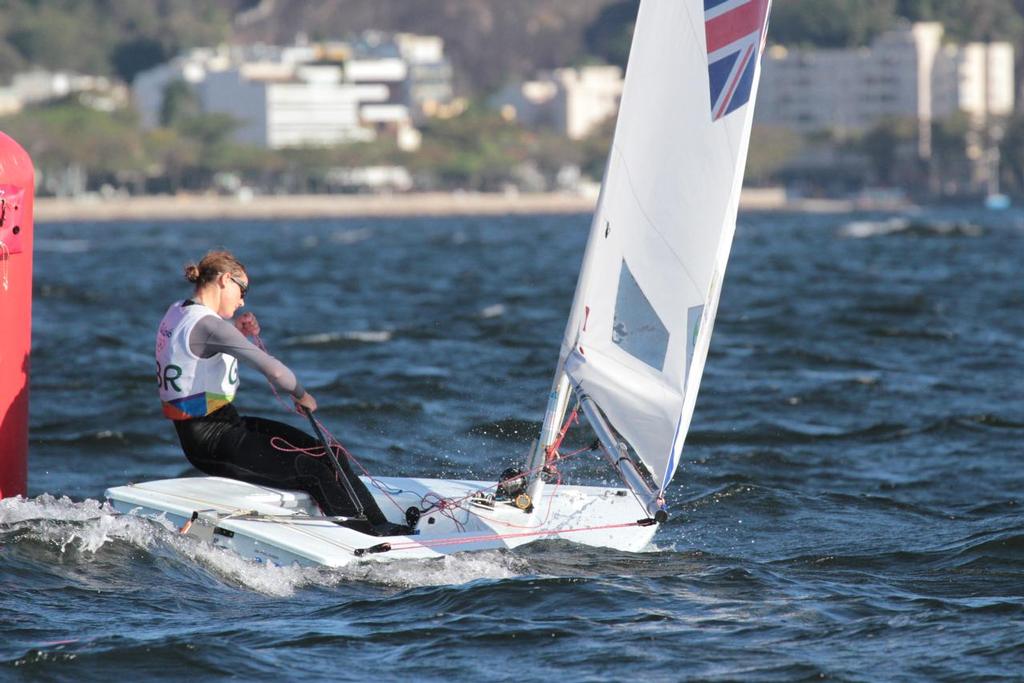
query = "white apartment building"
(932, 41, 1015, 121)
(395, 33, 454, 120)
(0, 69, 128, 115)
(756, 22, 1014, 155)
(201, 65, 388, 148)
(493, 65, 624, 140)
(132, 34, 453, 150)
(133, 46, 236, 129)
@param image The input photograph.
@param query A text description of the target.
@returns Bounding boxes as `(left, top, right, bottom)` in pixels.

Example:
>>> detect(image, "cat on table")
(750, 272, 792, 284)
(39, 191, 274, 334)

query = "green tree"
(112, 38, 168, 84)
(144, 127, 200, 193)
(159, 112, 244, 188)
(578, 116, 615, 180)
(929, 114, 973, 197)
(6, 4, 112, 75)
(414, 105, 529, 190)
(583, 1, 639, 68)
(896, 0, 939, 20)
(0, 0, 237, 82)
(1, 102, 148, 187)
(771, 0, 898, 47)
(896, 0, 1024, 41)
(853, 117, 919, 186)
(999, 113, 1024, 195)
(159, 81, 201, 128)
(746, 126, 804, 185)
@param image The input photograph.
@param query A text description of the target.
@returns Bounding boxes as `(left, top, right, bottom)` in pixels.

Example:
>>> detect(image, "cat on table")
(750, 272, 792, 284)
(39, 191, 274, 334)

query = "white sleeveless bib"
(156, 301, 238, 420)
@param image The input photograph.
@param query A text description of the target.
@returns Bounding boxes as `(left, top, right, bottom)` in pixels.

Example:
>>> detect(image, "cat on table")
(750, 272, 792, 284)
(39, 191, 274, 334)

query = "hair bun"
(184, 264, 201, 283)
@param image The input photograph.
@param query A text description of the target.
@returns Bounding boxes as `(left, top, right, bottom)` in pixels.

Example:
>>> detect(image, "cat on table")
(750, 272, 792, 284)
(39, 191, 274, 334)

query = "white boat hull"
(105, 476, 658, 568)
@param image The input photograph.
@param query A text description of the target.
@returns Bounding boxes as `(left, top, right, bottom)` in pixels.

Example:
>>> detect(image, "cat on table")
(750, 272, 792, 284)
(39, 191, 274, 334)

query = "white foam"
(285, 330, 392, 345)
(342, 330, 392, 343)
(1, 494, 161, 553)
(331, 550, 528, 587)
(168, 535, 323, 597)
(480, 303, 506, 319)
(330, 228, 374, 245)
(168, 547, 529, 596)
(1, 495, 530, 596)
(0, 494, 110, 524)
(839, 218, 909, 238)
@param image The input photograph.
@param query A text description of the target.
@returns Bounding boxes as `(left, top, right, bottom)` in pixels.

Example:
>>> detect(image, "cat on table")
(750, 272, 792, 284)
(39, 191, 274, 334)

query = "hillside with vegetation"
(4, 0, 1024, 199)
(7, 0, 1024, 92)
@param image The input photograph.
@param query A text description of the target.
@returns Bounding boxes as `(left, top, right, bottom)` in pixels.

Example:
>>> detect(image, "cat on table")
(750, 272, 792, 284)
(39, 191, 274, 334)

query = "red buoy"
(0, 131, 34, 499)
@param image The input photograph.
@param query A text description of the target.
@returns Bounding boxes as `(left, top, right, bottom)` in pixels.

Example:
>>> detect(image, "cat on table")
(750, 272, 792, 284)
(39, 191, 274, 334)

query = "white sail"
(557, 0, 772, 493)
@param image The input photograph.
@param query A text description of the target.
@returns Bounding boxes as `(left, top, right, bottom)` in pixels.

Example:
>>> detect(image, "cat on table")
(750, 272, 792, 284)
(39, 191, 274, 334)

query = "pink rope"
(385, 519, 645, 551)
(252, 333, 598, 526)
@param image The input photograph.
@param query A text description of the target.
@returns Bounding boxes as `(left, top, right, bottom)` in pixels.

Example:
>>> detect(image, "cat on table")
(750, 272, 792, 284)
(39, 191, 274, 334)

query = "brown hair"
(184, 250, 247, 288)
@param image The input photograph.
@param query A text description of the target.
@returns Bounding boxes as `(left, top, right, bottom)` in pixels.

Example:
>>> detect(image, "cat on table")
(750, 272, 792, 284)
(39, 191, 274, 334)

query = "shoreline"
(33, 188, 876, 222)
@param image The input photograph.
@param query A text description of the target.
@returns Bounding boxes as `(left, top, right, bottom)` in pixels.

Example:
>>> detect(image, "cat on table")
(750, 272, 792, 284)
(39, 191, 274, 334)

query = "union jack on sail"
(704, 0, 771, 121)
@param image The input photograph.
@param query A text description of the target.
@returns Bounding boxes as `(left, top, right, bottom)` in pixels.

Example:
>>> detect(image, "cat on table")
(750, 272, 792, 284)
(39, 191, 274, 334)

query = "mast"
(524, 371, 570, 504)
(523, 88, 622, 506)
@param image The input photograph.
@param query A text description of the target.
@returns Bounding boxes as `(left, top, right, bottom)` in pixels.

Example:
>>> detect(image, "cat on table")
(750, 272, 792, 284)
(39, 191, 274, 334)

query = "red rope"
(253, 333, 597, 527)
(268, 436, 327, 457)
(543, 405, 580, 475)
(253, 334, 408, 514)
(422, 403, 586, 514)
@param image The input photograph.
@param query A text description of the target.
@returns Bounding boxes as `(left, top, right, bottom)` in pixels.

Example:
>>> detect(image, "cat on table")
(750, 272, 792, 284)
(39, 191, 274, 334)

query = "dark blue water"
(4, 209, 1023, 680)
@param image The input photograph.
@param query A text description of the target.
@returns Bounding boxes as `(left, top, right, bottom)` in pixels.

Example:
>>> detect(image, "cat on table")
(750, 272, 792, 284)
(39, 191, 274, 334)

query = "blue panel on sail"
(684, 304, 704, 391)
(612, 261, 669, 371)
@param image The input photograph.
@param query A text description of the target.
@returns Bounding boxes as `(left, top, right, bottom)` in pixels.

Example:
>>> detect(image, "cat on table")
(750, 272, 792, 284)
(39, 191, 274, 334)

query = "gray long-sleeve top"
(188, 313, 306, 398)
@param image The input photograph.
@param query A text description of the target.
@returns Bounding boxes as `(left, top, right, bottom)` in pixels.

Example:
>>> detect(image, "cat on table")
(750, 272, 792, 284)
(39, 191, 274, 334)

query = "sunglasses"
(229, 275, 250, 298)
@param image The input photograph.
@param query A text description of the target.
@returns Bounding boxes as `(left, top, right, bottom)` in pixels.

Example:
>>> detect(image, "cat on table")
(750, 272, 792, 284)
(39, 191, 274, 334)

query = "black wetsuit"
(170, 303, 388, 524)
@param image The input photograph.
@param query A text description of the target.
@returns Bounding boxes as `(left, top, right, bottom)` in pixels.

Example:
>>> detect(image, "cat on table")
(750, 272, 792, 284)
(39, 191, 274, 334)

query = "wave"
(282, 330, 393, 347)
(761, 345, 883, 371)
(329, 228, 375, 245)
(865, 326, 956, 341)
(686, 419, 910, 446)
(965, 500, 1021, 516)
(33, 239, 91, 253)
(687, 410, 1024, 448)
(919, 413, 1024, 434)
(33, 283, 105, 303)
(840, 217, 984, 239)
(479, 303, 506, 319)
(771, 521, 1024, 576)
(0, 494, 536, 597)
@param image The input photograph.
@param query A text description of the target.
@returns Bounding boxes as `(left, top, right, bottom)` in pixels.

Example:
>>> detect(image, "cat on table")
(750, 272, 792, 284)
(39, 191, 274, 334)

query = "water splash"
(0, 494, 529, 596)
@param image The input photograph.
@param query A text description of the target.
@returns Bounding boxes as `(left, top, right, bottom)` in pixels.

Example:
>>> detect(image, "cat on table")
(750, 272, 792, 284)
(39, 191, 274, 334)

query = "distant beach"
(32, 188, 867, 222)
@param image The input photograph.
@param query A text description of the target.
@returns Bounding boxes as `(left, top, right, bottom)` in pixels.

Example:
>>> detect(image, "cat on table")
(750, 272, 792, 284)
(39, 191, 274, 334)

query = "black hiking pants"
(172, 404, 387, 524)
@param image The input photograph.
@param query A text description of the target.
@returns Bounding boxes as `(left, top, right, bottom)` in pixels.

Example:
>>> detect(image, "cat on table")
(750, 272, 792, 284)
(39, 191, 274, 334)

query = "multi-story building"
(0, 69, 128, 115)
(394, 33, 455, 121)
(492, 65, 624, 140)
(132, 33, 454, 151)
(932, 41, 1015, 122)
(756, 22, 1014, 157)
(201, 64, 389, 148)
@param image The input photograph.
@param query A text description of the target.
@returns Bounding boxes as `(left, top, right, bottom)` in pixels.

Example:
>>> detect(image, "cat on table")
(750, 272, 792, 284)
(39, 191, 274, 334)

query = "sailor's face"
(220, 271, 247, 317)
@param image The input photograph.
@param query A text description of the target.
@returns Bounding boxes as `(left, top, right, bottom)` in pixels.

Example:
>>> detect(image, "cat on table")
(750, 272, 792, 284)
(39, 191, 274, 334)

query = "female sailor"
(155, 250, 395, 531)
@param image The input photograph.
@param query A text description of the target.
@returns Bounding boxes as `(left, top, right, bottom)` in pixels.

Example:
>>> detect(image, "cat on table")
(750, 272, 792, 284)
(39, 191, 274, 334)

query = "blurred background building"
(491, 65, 623, 140)
(132, 32, 456, 152)
(757, 22, 1014, 153)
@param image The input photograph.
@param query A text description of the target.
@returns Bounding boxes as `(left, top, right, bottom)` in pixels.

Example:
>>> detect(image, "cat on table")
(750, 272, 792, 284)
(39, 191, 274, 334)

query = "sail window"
(612, 260, 669, 371)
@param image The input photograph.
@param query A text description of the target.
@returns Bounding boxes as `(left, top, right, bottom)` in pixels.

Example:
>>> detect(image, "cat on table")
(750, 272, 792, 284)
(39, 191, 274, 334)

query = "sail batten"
(556, 0, 771, 492)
